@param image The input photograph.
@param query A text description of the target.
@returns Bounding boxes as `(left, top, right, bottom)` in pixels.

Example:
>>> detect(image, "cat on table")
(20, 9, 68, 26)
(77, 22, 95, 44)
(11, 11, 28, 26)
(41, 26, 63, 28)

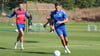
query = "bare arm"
(2, 10, 16, 18)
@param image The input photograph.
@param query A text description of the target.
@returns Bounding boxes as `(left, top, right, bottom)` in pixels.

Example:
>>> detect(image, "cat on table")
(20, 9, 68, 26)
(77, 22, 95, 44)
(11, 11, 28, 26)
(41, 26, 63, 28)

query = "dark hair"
(18, 2, 23, 5)
(55, 3, 61, 6)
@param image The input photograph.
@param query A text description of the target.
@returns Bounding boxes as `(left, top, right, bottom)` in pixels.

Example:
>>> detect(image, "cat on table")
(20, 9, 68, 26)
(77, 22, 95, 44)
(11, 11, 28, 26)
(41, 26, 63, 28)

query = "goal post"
(26, 1, 28, 33)
(87, 24, 97, 32)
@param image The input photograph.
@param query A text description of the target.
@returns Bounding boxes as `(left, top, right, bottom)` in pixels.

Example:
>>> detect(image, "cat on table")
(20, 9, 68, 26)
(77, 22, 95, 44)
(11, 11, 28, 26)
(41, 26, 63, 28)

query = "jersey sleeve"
(6, 10, 16, 18)
(63, 11, 68, 19)
(50, 11, 53, 18)
(25, 10, 29, 18)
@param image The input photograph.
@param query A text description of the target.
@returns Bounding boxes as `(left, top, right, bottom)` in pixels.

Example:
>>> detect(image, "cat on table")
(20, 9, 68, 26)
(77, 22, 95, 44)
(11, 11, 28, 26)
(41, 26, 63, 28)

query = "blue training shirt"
(50, 10, 68, 29)
(6, 9, 29, 18)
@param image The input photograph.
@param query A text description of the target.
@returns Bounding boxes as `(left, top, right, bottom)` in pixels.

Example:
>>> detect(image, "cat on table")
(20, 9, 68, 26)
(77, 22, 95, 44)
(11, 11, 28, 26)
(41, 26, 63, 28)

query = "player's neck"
(56, 9, 60, 12)
(18, 8, 23, 11)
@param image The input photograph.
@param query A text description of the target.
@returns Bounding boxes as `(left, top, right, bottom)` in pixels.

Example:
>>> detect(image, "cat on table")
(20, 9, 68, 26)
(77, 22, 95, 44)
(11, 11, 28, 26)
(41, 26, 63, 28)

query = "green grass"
(0, 22, 100, 56)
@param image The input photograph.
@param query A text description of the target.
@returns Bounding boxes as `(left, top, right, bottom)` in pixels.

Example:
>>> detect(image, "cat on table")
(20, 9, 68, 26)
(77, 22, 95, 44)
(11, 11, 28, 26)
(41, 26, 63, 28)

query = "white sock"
(65, 46, 71, 53)
(15, 41, 19, 45)
(20, 42, 23, 47)
(65, 46, 68, 48)
(65, 46, 69, 50)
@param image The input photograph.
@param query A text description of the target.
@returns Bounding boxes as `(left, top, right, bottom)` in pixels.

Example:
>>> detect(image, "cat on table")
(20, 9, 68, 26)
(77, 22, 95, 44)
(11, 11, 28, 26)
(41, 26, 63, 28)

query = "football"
(14, 29, 18, 32)
(54, 50, 61, 56)
(11, 24, 14, 26)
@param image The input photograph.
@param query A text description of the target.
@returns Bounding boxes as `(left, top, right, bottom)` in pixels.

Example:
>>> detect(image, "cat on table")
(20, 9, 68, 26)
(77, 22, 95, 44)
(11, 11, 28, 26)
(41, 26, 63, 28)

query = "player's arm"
(56, 18, 68, 24)
(2, 10, 16, 18)
(25, 10, 29, 18)
(56, 12, 68, 24)
(43, 16, 50, 28)
(47, 11, 53, 20)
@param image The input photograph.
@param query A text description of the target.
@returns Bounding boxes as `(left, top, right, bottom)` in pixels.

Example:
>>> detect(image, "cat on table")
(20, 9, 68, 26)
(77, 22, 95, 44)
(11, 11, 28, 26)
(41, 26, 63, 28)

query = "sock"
(64, 46, 66, 50)
(65, 46, 71, 52)
(65, 46, 68, 48)
(15, 41, 19, 45)
(64, 46, 68, 50)
(20, 42, 23, 47)
(64, 46, 71, 53)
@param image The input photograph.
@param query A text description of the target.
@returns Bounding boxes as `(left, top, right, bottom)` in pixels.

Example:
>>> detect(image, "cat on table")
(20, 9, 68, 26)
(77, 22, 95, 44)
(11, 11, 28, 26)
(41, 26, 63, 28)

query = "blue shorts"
(55, 27, 68, 37)
(17, 24, 26, 31)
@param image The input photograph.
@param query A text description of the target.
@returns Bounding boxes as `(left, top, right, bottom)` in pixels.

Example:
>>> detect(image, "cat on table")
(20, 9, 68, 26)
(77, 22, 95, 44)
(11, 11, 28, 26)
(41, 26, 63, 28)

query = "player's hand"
(27, 11, 30, 17)
(56, 21, 62, 24)
(46, 16, 51, 19)
(2, 13, 6, 16)
(43, 24, 46, 28)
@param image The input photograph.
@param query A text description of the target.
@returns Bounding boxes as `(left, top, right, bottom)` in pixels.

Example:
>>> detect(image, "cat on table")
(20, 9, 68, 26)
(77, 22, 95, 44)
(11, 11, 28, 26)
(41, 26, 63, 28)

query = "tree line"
(0, 0, 100, 14)
(34, 0, 100, 10)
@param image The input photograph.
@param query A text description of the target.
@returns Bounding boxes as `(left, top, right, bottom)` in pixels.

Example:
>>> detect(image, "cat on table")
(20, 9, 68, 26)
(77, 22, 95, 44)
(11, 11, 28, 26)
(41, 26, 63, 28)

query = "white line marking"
(0, 44, 100, 50)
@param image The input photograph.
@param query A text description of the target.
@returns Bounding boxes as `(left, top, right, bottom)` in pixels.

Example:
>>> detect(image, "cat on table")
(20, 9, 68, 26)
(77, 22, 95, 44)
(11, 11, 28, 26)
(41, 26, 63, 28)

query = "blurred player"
(47, 3, 71, 53)
(28, 11, 32, 31)
(43, 17, 54, 33)
(2, 3, 29, 49)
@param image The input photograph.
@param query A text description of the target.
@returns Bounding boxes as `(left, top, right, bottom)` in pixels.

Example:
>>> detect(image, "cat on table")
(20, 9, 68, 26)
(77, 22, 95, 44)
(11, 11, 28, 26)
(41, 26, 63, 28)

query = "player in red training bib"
(2, 3, 29, 50)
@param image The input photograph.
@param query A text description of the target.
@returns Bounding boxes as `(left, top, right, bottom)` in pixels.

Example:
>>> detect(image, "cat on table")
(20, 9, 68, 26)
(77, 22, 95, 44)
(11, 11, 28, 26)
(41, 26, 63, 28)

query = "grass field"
(0, 22, 100, 56)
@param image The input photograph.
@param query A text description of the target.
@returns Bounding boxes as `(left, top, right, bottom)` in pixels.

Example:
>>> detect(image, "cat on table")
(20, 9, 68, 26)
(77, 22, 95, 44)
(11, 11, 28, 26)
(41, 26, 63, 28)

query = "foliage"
(0, 0, 100, 13)
(75, 0, 96, 8)
(61, 0, 75, 10)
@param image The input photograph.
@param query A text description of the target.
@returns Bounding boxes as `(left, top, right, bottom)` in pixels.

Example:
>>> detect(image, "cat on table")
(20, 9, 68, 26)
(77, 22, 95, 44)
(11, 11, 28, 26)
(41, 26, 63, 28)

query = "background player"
(2, 2, 29, 49)
(47, 3, 71, 53)
(43, 17, 54, 33)
(28, 11, 32, 31)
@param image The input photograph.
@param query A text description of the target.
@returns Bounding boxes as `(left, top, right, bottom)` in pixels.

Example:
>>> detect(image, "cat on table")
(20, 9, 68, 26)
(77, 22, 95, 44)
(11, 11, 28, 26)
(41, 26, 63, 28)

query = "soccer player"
(47, 3, 71, 53)
(28, 11, 32, 31)
(2, 3, 29, 49)
(43, 17, 54, 33)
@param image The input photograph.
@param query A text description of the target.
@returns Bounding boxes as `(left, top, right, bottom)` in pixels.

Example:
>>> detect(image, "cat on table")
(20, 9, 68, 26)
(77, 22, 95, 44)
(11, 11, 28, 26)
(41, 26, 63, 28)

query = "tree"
(61, 0, 75, 10)
(75, 0, 96, 8)
(95, 0, 100, 7)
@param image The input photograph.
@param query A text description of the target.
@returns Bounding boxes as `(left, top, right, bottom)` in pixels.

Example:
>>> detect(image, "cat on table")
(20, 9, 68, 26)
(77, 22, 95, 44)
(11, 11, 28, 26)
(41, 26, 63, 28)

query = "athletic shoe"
(20, 46, 24, 50)
(14, 42, 18, 49)
(50, 29, 54, 33)
(14, 45, 17, 49)
(65, 47, 71, 53)
(64, 49, 68, 53)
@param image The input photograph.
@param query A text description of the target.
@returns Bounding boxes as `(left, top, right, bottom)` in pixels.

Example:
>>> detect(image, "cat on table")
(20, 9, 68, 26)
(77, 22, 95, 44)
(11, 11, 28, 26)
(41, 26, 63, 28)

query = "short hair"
(55, 3, 61, 6)
(18, 2, 23, 5)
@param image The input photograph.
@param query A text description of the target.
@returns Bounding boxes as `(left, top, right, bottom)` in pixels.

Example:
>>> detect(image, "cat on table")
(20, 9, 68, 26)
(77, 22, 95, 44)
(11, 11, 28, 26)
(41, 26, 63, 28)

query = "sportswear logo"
(17, 15, 25, 17)
(58, 14, 62, 17)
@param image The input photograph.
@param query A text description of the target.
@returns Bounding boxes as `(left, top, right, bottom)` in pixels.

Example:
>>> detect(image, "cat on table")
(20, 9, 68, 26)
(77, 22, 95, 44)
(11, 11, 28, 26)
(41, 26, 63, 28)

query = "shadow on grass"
(0, 30, 14, 32)
(0, 47, 13, 50)
(0, 47, 7, 49)
(23, 51, 53, 54)
(24, 40, 39, 43)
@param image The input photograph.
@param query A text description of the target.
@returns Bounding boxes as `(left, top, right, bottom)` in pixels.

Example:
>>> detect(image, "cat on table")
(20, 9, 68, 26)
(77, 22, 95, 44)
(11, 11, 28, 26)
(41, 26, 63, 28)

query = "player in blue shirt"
(47, 3, 71, 53)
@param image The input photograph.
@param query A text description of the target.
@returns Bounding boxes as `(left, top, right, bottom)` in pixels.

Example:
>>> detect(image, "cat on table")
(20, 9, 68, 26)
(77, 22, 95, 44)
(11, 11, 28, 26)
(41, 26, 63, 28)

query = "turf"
(0, 22, 100, 56)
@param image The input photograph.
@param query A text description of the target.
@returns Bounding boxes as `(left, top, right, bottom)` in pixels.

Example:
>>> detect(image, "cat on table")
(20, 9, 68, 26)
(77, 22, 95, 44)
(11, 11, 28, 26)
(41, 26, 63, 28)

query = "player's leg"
(59, 34, 66, 46)
(28, 21, 32, 30)
(55, 29, 66, 47)
(50, 21, 54, 33)
(19, 28, 24, 49)
(63, 29, 71, 53)
(43, 21, 49, 28)
(29, 25, 32, 30)
(14, 32, 21, 49)
(59, 35, 70, 53)
(64, 37, 71, 53)
(14, 24, 20, 49)
(14, 24, 25, 49)
(14, 29, 24, 49)
(50, 25, 54, 32)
